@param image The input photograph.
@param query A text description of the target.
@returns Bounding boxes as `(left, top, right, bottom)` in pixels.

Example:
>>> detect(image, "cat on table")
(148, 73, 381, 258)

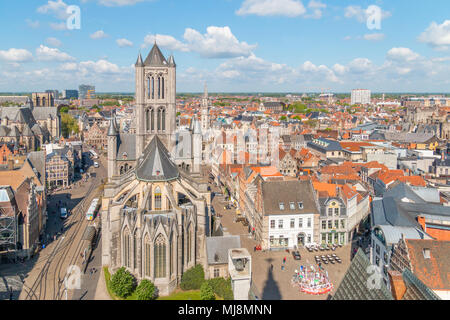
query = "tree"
(61, 113, 79, 138)
(135, 279, 157, 300)
(180, 264, 205, 290)
(110, 267, 136, 298)
(200, 282, 216, 300)
(207, 277, 233, 300)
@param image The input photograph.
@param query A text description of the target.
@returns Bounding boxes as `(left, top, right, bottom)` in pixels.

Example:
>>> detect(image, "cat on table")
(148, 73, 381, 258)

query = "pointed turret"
(135, 52, 144, 67)
(168, 54, 176, 67)
(107, 116, 118, 136)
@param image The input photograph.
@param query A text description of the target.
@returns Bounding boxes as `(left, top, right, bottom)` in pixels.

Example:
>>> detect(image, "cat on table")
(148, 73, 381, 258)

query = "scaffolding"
(0, 195, 18, 263)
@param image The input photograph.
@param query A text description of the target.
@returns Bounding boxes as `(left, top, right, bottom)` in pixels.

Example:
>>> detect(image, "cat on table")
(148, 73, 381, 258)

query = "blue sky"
(0, 0, 449, 92)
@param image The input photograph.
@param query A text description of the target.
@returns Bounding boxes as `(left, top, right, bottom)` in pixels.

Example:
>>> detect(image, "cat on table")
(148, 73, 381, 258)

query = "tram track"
(23, 181, 99, 300)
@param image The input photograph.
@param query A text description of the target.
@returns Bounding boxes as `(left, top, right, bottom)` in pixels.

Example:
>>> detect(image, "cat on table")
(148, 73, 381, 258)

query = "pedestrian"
(270, 264, 273, 271)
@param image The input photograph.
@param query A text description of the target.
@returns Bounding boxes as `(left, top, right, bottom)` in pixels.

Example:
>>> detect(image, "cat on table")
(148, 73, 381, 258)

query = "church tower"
(135, 44, 176, 159)
(201, 83, 210, 132)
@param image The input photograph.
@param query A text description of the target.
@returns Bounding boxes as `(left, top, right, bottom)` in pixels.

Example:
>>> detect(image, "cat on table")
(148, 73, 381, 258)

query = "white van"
(94, 162, 99, 168)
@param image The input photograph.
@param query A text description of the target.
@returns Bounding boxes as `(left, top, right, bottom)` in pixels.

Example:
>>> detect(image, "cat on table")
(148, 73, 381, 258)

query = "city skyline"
(0, 0, 449, 93)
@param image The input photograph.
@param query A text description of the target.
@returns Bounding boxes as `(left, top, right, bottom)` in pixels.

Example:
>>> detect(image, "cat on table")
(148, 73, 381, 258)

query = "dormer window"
(279, 202, 285, 210)
(289, 202, 295, 210)
(423, 248, 431, 259)
(298, 202, 303, 209)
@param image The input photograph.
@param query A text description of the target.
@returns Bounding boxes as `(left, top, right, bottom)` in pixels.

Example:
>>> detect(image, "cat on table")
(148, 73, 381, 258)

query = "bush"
(110, 267, 136, 298)
(135, 279, 157, 300)
(180, 265, 205, 291)
(208, 277, 234, 300)
(200, 282, 216, 300)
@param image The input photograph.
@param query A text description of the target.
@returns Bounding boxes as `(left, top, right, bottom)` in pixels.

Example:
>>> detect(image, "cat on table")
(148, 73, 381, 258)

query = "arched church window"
(158, 77, 161, 99)
(147, 187, 152, 210)
(154, 187, 162, 210)
(169, 233, 173, 276)
(157, 109, 161, 131)
(144, 235, 151, 277)
(147, 78, 150, 99)
(133, 229, 138, 269)
(123, 228, 130, 268)
(151, 108, 154, 131)
(154, 234, 166, 278)
(146, 109, 150, 132)
(186, 226, 191, 264)
(162, 77, 165, 99)
(151, 77, 155, 99)
(161, 108, 166, 131)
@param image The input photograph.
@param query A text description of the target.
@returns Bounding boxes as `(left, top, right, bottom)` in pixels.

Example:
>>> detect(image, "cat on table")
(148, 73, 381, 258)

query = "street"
(7, 147, 108, 300)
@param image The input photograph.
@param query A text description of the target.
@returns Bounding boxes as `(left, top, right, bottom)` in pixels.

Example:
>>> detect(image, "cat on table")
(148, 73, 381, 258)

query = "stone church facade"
(102, 44, 211, 296)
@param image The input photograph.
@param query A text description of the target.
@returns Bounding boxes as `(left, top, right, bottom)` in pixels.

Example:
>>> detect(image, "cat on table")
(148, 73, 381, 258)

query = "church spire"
(135, 52, 144, 67)
(203, 82, 208, 99)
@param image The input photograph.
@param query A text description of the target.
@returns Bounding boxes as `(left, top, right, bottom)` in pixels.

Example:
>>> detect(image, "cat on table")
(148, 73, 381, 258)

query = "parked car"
(292, 251, 301, 260)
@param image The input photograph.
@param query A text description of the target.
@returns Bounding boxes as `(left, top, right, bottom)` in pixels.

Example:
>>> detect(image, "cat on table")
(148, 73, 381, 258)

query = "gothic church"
(101, 44, 211, 296)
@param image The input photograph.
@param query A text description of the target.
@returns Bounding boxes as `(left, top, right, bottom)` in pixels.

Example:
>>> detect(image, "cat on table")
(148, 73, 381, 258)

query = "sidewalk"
(93, 267, 111, 300)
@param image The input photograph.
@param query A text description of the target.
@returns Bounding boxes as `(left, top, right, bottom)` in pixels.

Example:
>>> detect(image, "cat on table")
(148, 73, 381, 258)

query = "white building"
(351, 89, 371, 105)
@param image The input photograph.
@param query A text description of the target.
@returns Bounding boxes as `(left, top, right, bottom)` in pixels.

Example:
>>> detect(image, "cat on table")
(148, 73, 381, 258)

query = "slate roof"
(307, 138, 343, 153)
(136, 136, 179, 182)
(32, 107, 58, 120)
(144, 43, 168, 67)
(261, 179, 319, 216)
(27, 151, 46, 185)
(116, 134, 136, 161)
(332, 248, 394, 300)
(206, 235, 241, 265)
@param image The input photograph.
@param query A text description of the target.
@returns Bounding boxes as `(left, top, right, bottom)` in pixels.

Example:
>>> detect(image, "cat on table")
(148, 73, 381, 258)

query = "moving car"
(292, 250, 301, 260)
(94, 162, 99, 168)
(60, 207, 68, 219)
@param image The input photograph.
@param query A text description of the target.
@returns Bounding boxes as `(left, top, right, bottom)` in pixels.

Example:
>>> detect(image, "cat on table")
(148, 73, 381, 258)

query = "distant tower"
(107, 116, 118, 179)
(135, 43, 177, 158)
(201, 83, 210, 132)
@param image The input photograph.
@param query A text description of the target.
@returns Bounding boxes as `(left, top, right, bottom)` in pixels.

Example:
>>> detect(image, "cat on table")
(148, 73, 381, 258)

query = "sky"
(0, 0, 449, 93)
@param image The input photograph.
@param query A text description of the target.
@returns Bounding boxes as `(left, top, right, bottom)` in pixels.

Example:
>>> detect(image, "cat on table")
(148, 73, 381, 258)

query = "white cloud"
(387, 47, 420, 62)
(418, 20, 450, 51)
(347, 58, 374, 74)
(143, 26, 256, 59)
(26, 19, 40, 29)
(183, 26, 257, 58)
(37, 0, 69, 20)
(60, 62, 78, 71)
(97, 0, 144, 6)
(305, 0, 326, 19)
(344, 5, 391, 23)
(79, 60, 121, 74)
(333, 63, 348, 75)
(36, 45, 75, 62)
(46, 37, 62, 47)
(236, 0, 306, 17)
(50, 22, 67, 31)
(0, 48, 33, 62)
(90, 30, 108, 40)
(143, 34, 188, 51)
(116, 38, 134, 47)
(363, 33, 385, 41)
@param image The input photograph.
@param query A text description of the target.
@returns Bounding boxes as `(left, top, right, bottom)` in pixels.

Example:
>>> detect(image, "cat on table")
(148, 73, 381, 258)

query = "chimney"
(8, 159, 14, 170)
(388, 270, 407, 300)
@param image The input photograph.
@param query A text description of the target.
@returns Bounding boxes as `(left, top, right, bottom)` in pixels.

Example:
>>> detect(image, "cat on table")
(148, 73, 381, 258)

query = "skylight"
(279, 202, 285, 210)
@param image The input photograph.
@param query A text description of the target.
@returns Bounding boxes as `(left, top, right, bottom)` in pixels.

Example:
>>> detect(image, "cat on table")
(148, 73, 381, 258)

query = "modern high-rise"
(62, 90, 79, 99)
(351, 89, 371, 105)
(79, 85, 96, 99)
